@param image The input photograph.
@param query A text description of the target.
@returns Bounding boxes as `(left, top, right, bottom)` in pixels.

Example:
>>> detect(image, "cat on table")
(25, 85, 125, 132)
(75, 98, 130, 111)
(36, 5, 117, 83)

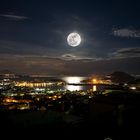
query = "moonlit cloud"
(0, 54, 139, 75)
(0, 14, 29, 21)
(110, 48, 140, 59)
(61, 54, 93, 60)
(112, 28, 140, 38)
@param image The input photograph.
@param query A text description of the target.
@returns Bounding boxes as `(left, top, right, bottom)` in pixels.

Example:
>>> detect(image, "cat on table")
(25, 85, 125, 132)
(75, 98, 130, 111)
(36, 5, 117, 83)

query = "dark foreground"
(0, 91, 140, 140)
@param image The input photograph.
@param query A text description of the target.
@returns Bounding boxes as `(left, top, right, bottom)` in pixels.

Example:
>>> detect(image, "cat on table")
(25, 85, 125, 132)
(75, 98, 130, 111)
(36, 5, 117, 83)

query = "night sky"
(0, 0, 140, 76)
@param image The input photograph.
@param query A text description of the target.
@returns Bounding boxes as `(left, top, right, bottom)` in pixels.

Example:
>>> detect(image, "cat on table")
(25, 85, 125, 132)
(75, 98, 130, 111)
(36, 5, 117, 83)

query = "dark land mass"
(0, 91, 140, 139)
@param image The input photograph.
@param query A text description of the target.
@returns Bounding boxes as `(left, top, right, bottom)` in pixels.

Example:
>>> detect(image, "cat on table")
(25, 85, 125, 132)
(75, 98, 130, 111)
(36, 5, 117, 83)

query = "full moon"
(67, 32, 81, 47)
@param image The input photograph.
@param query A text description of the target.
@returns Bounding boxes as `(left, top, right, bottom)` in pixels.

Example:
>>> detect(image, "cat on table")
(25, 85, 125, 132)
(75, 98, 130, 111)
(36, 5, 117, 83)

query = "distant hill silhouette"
(109, 71, 135, 83)
(127, 78, 140, 84)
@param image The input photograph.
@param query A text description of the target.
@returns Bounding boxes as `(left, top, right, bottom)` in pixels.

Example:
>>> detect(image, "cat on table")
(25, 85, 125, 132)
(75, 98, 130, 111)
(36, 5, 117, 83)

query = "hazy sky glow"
(0, 0, 140, 75)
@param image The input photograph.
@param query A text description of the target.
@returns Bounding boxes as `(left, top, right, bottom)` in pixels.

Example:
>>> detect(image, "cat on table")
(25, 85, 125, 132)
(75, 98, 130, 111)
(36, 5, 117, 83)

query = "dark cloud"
(0, 54, 139, 75)
(0, 40, 65, 57)
(110, 48, 140, 59)
(0, 40, 44, 55)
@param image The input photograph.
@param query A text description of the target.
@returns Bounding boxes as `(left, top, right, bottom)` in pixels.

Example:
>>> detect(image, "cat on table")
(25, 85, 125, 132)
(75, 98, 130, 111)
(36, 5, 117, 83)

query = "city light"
(92, 79, 97, 84)
(130, 86, 136, 90)
(93, 85, 97, 91)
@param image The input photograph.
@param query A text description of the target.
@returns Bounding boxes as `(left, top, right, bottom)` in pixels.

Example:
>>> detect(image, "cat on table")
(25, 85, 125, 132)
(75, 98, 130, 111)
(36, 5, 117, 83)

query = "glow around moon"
(67, 32, 81, 47)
